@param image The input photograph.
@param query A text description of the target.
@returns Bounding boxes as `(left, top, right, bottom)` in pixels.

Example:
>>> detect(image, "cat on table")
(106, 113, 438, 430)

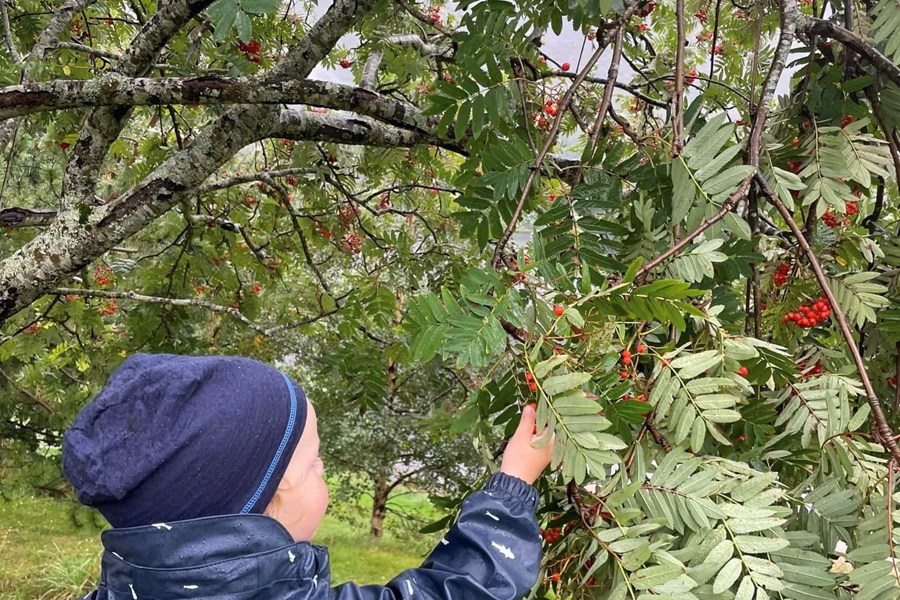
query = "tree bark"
(370, 473, 390, 538)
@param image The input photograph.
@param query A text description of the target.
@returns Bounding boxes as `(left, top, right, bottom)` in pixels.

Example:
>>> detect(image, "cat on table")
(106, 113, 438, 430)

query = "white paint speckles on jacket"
(81, 473, 541, 600)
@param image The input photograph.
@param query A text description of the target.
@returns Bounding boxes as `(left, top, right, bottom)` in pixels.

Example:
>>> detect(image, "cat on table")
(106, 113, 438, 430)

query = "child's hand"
(500, 403, 554, 485)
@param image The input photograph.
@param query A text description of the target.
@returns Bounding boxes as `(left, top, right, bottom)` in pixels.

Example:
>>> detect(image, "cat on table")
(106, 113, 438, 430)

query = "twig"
(0, 0, 22, 65)
(754, 173, 900, 463)
(635, 177, 752, 279)
(394, 0, 452, 37)
(54, 287, 271, 335)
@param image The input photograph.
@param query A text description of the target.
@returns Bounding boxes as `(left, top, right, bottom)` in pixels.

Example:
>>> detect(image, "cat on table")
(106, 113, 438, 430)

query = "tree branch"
(0, 0, 22, 65)
(0, 0, 383, 327)
(798, 15, 900, 87)
(635, 176, 753, 279)
(754, 172, 900, 463)
(0, 206, 57, 227)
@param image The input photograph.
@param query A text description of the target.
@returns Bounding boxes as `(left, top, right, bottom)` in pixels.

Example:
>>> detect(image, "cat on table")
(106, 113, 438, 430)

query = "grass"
(0, 489, 445, 600)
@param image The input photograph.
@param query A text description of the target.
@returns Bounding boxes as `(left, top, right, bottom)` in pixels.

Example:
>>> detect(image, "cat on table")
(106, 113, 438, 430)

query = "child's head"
(62, 353, 328, 542)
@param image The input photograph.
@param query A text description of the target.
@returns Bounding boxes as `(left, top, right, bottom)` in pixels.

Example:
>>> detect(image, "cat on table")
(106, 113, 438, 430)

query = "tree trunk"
(370, 474, 389, 538)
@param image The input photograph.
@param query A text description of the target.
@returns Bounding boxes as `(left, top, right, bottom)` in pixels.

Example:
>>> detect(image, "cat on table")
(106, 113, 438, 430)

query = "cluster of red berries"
(315, 224, 333, 238)
(341, 232, 365, 254)
(685, 67, 699, 85)
(840, 115, 854, 128)
(251, 281, 262, 295)
(712, 44, 725, 55)
(821, 203, 855, 228)
(637, 1, 656, 17)
(427, 5, 441, 23)
(781, 298, 831, 328)
(632, 20, 648, 32)
(696, 30, 713, 43)
(525, 371, 538, 392)
(378, 192, 391, 209)
(695, 8, 708, 23)
(94, 264, 114, 286)
(238, 39, 262, 64)
(774, 262, 790, 287)
(286, 175, 298, 186)
(622, 393, 647, 402)
(339, 58, 353, 69)
(339, 204, 360, 225)
(543, 99, 560, 118)
(621, 349, 633, 365)
(797, 359, 823, 379)
(99, 300, 119, 316)
(26, 323, 41, 334)
(540, 527, 562, 543)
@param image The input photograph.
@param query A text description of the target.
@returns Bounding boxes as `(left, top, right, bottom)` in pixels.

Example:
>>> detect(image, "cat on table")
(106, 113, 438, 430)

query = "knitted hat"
(62, 354, 307, 528)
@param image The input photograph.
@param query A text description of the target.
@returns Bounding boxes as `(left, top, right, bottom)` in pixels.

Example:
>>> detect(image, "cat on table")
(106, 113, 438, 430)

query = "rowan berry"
(553, 304, 565, 316)
(620, 370, 629, 379)
(737, 366, 749, 376)
(561, 62, 570, 71)
(529, 382, 538, 392)
(525, 372, 535, 383)
(636, 344, 646, 353)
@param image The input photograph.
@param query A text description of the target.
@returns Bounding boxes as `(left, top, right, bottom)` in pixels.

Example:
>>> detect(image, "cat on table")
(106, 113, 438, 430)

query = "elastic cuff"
(484, 472, 539, 509)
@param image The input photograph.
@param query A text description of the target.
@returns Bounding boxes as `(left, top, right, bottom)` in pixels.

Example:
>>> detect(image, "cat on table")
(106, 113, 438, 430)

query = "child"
(63, 353, 553, 599)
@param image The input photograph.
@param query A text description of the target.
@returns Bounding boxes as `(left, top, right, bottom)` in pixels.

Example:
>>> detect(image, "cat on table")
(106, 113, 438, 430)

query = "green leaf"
(240, 0, 280, 13)
(713, 558, 743, 593)
(543, 372, 592, 396)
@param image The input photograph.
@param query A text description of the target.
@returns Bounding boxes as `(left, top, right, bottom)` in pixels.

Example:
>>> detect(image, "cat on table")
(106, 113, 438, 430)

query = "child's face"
(264, 400, 329, 542)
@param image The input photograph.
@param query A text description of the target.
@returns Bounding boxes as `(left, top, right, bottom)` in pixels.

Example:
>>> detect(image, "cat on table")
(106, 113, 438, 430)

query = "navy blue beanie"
(62, 354, 307, 528)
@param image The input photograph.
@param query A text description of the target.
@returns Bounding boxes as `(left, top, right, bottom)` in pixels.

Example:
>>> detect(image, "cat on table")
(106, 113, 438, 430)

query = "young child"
(63, 353, 553, 599)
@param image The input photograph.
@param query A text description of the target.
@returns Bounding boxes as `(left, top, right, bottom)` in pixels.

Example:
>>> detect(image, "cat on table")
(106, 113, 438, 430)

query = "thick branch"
(798, 15, 900, 87)
(754, 173, 900, 463)
(749, 0, 798, 167)
(61, 0, 219, 209)
(0, 0, 382, 327)
(672, 0, 685, 156)
(0, 76, 438, 135)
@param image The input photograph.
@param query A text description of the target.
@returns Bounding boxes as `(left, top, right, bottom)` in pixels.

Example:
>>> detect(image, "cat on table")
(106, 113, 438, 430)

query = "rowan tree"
(1, 0, 900, 599)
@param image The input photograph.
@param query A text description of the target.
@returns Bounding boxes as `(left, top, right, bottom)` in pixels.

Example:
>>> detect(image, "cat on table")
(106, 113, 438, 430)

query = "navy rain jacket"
(81, 473, 542, 599)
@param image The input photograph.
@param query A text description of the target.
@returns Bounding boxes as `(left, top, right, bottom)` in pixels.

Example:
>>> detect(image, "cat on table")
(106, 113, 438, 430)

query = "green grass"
(0, 490, 444, 599)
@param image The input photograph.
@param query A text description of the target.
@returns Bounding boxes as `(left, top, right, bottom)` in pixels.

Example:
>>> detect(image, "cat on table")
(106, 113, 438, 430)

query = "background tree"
(2, 0, 900, 598)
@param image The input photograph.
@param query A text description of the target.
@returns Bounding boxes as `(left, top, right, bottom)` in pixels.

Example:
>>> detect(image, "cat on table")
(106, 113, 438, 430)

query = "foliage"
(1, 0, 900, 599)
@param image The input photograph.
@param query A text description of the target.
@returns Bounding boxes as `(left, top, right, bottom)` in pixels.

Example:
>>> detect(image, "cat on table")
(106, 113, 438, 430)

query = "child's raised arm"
(330, 405, 552, 600)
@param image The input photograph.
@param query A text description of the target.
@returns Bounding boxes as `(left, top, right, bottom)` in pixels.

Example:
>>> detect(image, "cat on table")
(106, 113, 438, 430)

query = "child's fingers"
(514, 403, 537, 440)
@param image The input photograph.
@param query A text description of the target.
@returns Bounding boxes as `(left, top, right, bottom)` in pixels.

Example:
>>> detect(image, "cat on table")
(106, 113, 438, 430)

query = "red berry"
(622, 356, 632, 365)
(528, 382, 538, 392)
(620, 370, 629, 379)
(561, 62, 570, 71)
(737, 366, 749, 376)
(636, 344, 646, 353)
(553, 305, 565, 316)
(622, 350, 632, 360)
(525, 372, 535, 382)
(550, 573, 560, 583)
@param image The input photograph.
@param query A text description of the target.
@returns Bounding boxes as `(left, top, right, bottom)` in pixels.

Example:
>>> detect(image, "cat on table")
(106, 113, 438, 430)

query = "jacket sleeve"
(329, 472, 542, 600)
